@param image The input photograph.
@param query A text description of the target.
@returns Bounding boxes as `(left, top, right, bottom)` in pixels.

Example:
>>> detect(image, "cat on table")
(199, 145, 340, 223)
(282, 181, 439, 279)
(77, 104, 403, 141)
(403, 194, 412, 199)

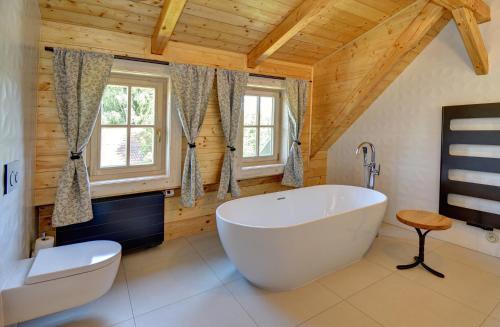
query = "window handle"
(157, 129, 161, 143)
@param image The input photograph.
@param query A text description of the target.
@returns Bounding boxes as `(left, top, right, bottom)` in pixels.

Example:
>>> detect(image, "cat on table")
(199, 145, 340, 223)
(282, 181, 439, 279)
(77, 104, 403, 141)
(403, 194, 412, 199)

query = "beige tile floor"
(16, 223, 500, 327)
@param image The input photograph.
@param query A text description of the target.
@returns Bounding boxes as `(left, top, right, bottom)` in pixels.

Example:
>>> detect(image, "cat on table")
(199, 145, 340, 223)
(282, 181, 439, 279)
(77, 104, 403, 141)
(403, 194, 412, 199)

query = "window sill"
(90, 175, 179, 199)
(237, 163, 284, 180)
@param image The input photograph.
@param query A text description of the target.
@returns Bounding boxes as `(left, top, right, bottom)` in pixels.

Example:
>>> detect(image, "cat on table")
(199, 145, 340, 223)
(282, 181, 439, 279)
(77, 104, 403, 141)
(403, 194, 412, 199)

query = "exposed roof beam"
(151, 0, 187, 55)
(452, 7, 488, 74)
(246, 0, 331, 68)
(432, 0, 490, 23)
(311, 2, 445, 156)
(432, 0, 489, 74)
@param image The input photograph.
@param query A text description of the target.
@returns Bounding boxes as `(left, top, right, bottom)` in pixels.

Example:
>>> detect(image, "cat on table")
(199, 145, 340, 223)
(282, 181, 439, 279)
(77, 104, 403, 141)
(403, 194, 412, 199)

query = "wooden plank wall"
(310, 1, 452, 157)
(35, 21, 326, 240)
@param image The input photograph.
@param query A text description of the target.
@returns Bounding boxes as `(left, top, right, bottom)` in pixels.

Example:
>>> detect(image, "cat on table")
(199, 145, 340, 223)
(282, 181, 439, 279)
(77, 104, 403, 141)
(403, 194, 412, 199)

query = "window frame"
(239, 87, 282, 167)
(88, 73, 167, 181)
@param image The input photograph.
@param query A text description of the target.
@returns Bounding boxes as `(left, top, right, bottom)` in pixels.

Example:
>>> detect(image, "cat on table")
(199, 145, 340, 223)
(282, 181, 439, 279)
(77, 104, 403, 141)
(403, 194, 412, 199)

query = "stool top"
(396, 210, 452, 230)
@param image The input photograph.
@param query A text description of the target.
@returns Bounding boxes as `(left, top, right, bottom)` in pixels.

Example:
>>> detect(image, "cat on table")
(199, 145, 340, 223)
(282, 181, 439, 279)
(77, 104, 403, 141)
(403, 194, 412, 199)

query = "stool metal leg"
(396, 259, 419, 270)
(421, 262, 445, 278)
(396, 228, 445, 278)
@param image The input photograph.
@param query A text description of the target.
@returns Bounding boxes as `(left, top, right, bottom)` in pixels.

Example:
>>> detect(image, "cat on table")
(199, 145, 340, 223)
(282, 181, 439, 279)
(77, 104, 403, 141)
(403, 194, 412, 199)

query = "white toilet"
(0, 240, 121, 325)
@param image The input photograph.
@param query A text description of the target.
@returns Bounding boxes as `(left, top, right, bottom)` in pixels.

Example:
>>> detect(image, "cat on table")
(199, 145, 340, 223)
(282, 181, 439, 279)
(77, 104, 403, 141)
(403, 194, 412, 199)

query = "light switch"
(4, 160, 20, 195)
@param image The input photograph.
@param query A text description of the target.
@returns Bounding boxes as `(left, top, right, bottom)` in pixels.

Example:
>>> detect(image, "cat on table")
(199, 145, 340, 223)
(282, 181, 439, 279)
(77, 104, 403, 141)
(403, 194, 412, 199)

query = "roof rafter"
(151, 0, 187, 55)
(432, 0, 490, 75)
(246, 0, 331, 68)
(432, 0, 490, 23)
(452, 7, 488, 74)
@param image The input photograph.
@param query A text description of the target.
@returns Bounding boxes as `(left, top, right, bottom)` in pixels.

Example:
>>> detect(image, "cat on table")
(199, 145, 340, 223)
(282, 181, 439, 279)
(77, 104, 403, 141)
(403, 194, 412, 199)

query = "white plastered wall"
(328, 1, 499, 257)
(0, 0, 40, 323)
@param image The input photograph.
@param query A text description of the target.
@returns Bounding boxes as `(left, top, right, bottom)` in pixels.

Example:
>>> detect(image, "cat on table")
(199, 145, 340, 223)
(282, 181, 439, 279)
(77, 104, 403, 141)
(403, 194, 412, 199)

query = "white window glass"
(100, 127, 127, 168)
(90, 75, 166, 181)
(101, 85, 128, 125)
(242, 92, 278, 160)
(130, 127, 154, 166)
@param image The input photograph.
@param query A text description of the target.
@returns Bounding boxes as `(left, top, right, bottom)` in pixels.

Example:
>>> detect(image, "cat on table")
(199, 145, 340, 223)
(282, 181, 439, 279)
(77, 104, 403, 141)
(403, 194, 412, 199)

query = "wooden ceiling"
(38, 0, 491, 157)
(39, 0, 419, 65)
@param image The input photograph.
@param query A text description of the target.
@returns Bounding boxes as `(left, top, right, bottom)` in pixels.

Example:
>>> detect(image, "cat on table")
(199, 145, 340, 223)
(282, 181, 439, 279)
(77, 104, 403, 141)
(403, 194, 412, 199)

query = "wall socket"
(163, 189, 175, 198)
(3, 160, 21, 195)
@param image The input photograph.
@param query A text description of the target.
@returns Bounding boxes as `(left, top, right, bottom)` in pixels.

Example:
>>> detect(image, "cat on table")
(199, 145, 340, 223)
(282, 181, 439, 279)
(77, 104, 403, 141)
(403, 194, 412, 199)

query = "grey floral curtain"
(171, 63, 215, 207)
(52, 48, 113, 227)
(216, 69, 248, 200)
(282, 78, 309, 188)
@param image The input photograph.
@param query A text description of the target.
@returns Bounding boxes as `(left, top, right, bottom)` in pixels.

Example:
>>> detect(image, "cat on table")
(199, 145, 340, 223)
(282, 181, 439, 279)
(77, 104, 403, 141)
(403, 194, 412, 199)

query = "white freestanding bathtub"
(216, 185, 387, 290)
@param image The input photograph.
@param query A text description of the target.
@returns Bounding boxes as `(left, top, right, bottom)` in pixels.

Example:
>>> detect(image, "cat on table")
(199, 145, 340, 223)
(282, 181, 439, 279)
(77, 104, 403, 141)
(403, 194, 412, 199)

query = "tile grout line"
(222, 283, 261, 327)
(342, 272, 397, 327)
(288, 280, 347, 327)
(360, 233, 498, 325)
(380, 223, 500, 263)
(294, 299, 346, 327)
(319, 266, 394, 301)
(345, 297, 389, 327)
(120, 262, 138, 327)
(366, 234, 497, 278)
(345, 270, 395, 301)
(186, 232, 388, 327)
(131, 282, 223, 322)
(184, 235, 225, 284)
(367, 237, 495, 319)
(481, 297, 500, 324)
(186, 233, 387, 327)
(122, 238, 223, 322)
(123, 232, 498, 326)
(429, 247, 500, 278)
(478, 315, 491, 327)
(185, 235, 260, 327)
(394, 266, 495, 317)
(365, 235, 497, 320)
(308, 266, 395, 327)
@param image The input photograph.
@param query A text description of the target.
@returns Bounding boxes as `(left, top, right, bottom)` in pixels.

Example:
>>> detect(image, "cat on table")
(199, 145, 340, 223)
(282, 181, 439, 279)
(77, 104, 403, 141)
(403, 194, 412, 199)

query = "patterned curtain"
(282, 78, 309, 188)
(171, 63, 215, 207)
(216, 69, 248, 200)
(52, 48, 113, 227)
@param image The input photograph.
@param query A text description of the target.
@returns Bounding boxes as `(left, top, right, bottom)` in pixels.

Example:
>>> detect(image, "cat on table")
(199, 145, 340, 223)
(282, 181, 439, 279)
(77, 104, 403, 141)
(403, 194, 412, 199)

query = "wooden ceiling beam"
(151, 0, 187, 55)
(452, 7, 488, 74)
(432, 0, 489, 74)
(432, 0, 490, 23)
(311, 2, 445, 156)
(246, 0, 331, 68)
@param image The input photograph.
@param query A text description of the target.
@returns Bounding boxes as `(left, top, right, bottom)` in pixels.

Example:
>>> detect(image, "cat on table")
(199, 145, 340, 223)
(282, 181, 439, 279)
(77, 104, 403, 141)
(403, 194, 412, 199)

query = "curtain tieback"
(227, 145, 236, 152)
(70, 151, 83, 160)
(188, 142, 196, 148)
(293, 140, 302, 146)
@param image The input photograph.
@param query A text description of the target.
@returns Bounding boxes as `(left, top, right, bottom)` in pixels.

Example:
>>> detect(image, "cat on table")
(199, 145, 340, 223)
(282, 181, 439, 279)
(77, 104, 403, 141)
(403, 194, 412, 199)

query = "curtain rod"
(44, 46, 286, 81)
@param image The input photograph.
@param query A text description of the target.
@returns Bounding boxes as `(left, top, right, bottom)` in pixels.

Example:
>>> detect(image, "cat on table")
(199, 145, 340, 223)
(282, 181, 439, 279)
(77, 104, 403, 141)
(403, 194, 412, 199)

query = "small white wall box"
(4, 160, 20, 195)
(164, 189, 175, 198)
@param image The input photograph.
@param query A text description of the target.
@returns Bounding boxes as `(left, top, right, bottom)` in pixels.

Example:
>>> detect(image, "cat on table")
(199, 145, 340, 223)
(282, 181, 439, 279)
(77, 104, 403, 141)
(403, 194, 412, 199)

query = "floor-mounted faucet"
(355, 142, 380, 189)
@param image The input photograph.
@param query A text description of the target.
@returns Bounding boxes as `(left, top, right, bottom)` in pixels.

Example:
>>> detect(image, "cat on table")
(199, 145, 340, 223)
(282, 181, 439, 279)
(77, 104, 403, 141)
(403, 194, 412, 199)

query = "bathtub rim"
(216, 184, 388, 230)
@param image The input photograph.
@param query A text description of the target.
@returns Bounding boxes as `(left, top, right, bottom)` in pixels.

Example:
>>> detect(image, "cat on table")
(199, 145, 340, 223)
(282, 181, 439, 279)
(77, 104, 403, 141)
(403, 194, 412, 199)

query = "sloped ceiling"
(38, 0, 490, 157)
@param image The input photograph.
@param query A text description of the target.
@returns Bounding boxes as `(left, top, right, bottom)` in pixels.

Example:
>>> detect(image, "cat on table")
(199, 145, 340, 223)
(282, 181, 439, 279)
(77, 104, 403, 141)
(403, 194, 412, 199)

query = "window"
(89, 74, 167, 181)
(241, 88, 281, 165)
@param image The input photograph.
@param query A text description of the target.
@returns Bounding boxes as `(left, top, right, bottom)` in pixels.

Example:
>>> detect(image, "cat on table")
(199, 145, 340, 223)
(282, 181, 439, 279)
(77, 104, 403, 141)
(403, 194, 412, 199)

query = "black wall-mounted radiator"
(440, 103, 500, 230)
(56, 191, 165, 251)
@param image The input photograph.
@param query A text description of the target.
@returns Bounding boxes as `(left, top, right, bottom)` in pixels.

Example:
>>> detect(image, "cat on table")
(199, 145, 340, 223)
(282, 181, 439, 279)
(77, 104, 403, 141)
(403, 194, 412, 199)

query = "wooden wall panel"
(35, 20, 323, 240)
(39, 21, 312, 80)
(311, 0, 452, 157)
(37, 0, 424, 68)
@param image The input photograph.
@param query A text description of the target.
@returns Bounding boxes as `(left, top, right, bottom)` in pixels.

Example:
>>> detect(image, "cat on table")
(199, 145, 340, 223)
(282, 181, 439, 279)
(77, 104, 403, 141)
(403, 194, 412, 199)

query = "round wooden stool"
(396, 210, 452, 278)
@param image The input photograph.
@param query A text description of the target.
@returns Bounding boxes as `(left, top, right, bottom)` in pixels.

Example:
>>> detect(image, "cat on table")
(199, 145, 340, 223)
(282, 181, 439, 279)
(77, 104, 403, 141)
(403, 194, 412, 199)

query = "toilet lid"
(25, 240, 122, 285)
